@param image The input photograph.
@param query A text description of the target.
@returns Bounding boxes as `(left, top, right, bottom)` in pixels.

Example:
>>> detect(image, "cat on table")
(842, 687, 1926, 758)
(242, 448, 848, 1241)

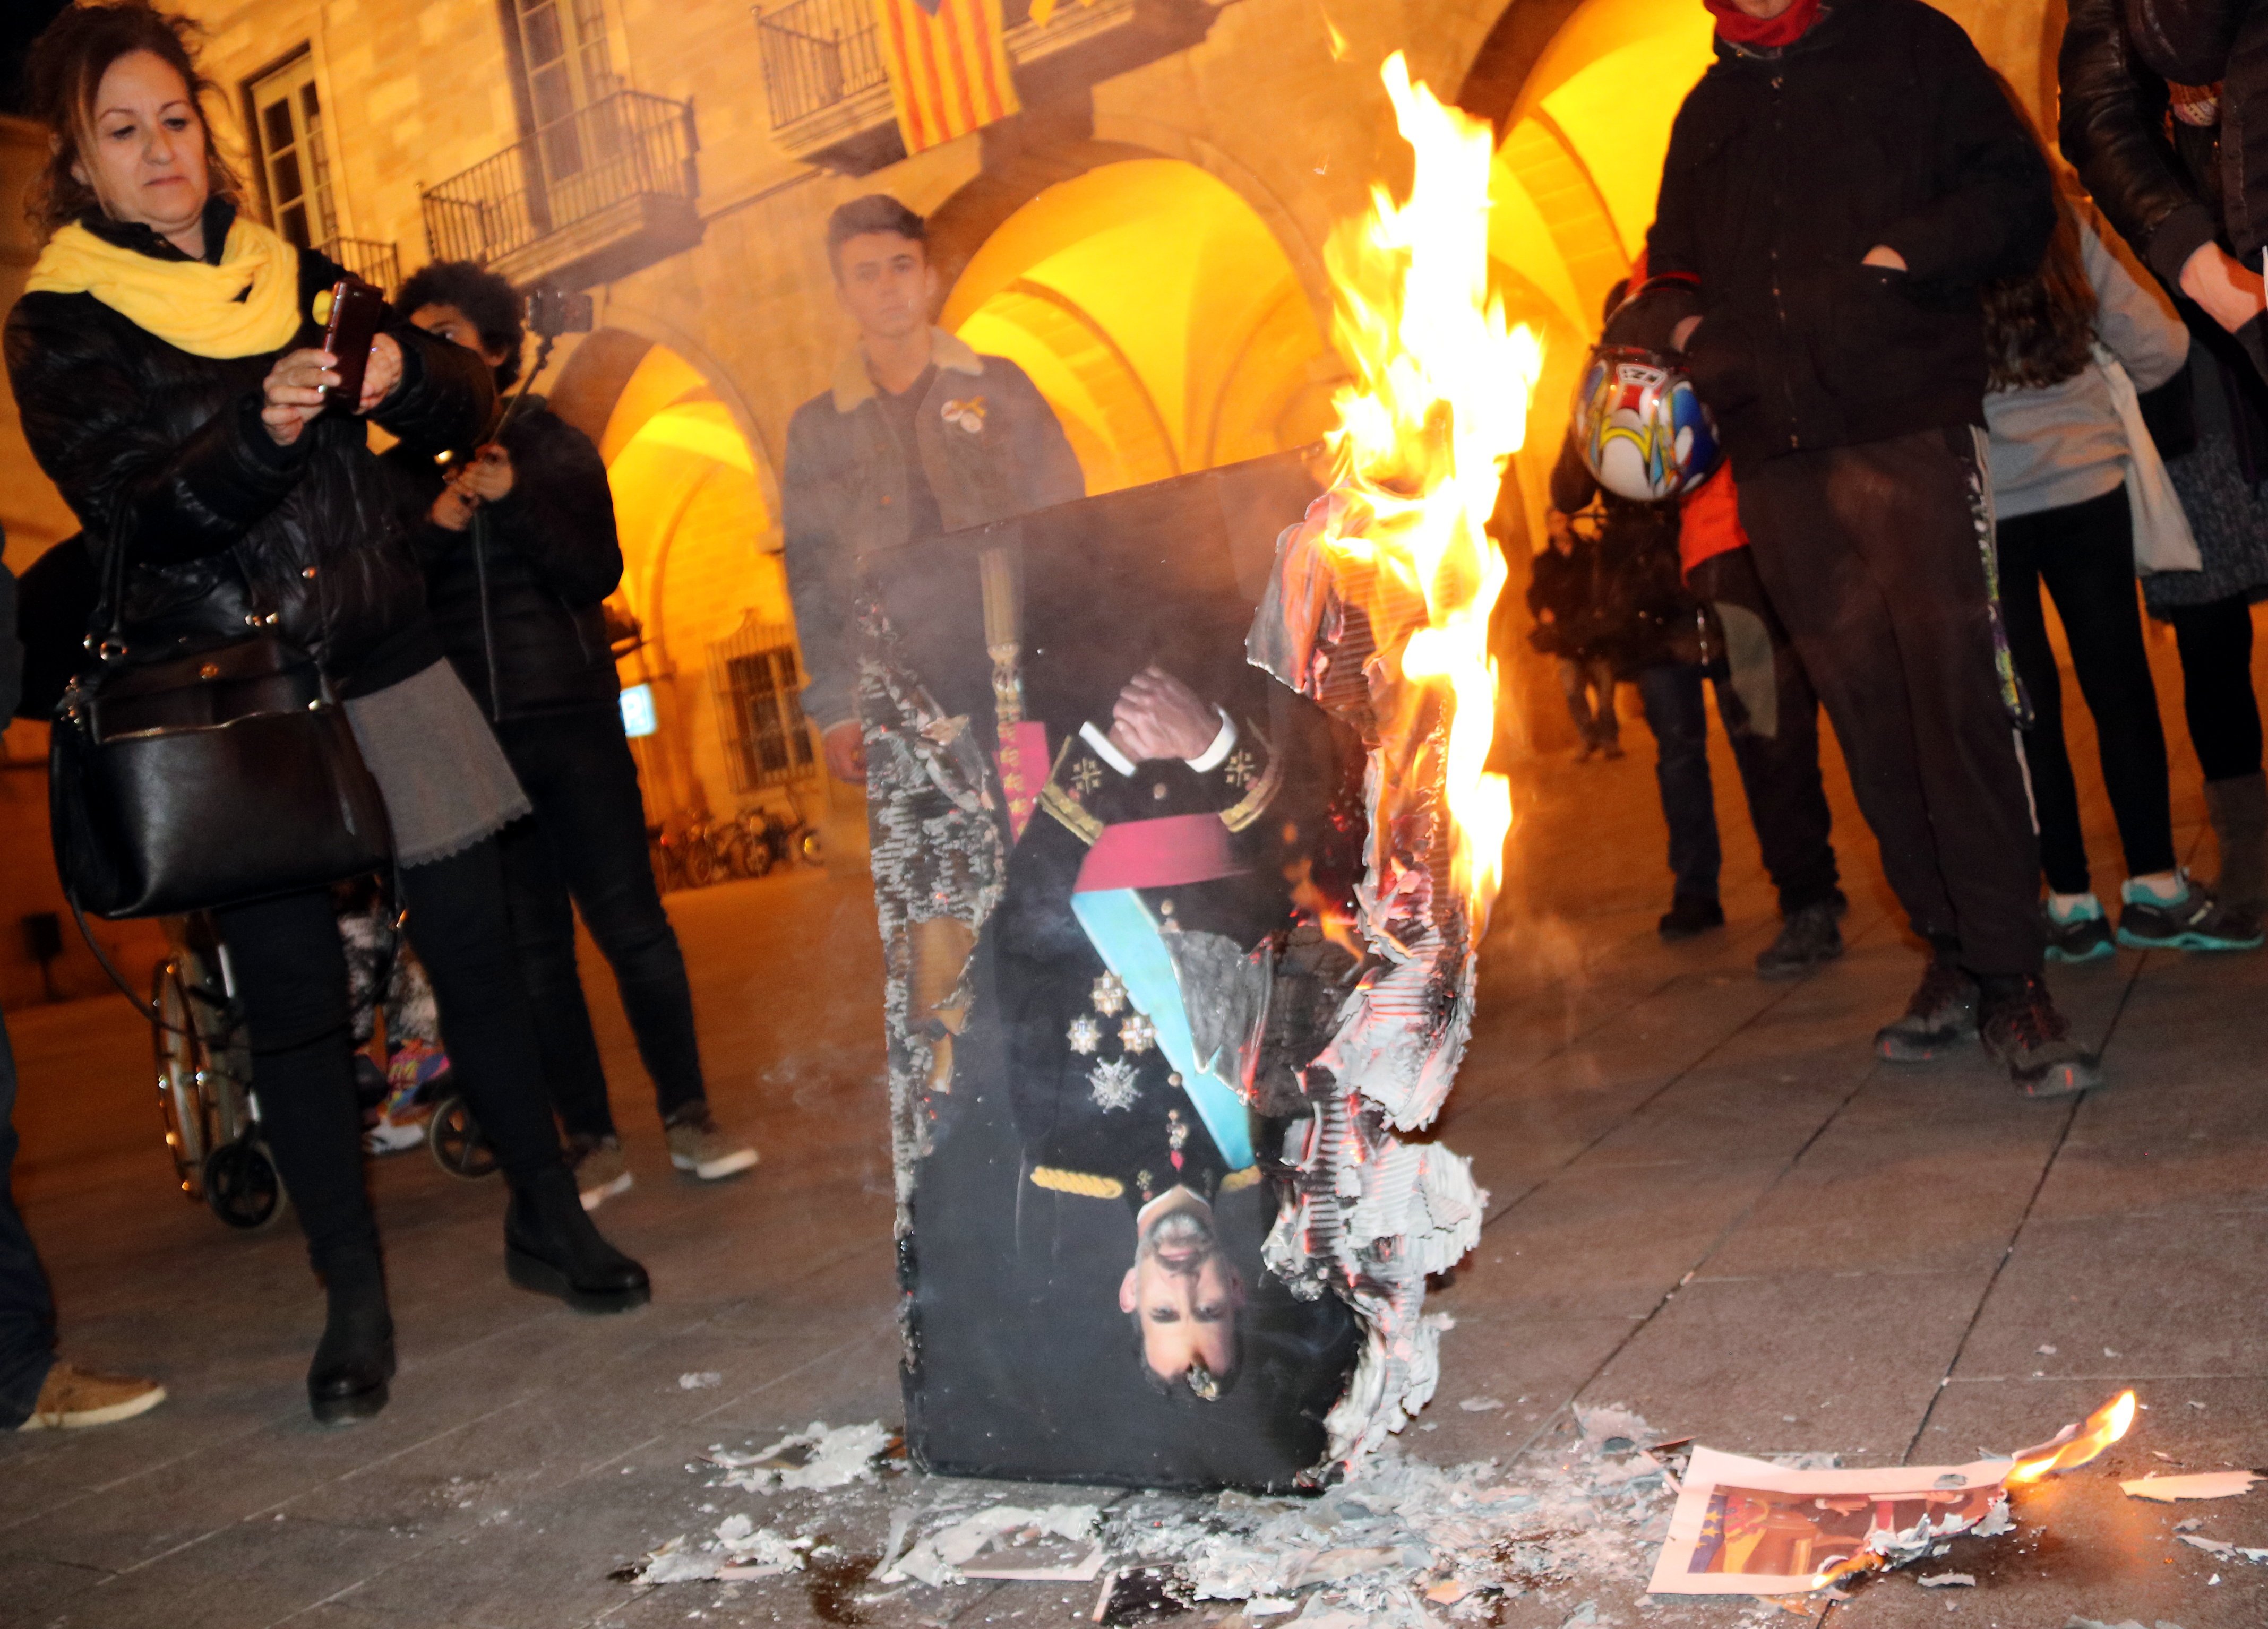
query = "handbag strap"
(66, 894, 196, 1033)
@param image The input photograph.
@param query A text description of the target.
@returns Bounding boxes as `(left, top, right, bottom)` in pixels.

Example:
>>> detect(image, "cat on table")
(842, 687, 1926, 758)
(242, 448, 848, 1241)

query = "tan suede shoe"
(17, 1360, 166, 1430)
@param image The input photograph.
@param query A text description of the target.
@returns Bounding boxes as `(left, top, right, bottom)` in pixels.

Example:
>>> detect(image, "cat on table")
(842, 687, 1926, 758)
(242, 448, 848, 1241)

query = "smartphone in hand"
(319, 277, 389, 408)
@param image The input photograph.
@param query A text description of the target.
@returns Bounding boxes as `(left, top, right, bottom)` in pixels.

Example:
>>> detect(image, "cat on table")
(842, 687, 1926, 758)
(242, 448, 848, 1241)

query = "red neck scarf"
(1705, 0, 1823, 49)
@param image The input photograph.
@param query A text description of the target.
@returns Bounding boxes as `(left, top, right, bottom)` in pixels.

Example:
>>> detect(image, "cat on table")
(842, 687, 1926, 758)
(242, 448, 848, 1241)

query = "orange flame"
(1318, 53, 1543, 932)
(2005, 1389, 2137, 1485)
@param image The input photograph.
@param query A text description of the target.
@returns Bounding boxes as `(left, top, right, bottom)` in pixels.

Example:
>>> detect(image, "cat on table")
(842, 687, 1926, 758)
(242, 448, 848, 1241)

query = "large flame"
(1318, 52, 1544, 928)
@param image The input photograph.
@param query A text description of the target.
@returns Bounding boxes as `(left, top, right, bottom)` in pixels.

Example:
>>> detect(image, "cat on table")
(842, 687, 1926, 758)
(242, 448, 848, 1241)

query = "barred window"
(711, 620, 816, 793)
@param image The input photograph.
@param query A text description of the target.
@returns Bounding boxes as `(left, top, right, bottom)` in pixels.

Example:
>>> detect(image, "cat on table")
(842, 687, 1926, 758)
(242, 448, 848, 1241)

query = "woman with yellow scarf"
(5, 4, 652, 1426)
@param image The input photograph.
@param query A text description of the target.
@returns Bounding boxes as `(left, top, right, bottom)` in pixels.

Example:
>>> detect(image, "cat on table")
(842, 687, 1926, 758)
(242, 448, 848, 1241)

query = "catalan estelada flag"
(870, 0, 1020, 156)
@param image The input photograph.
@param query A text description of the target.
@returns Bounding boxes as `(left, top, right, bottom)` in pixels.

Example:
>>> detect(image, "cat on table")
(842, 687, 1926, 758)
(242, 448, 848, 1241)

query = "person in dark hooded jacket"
(1617, 0, 2091, 1097)
(3, 4, 648, 1428)
(384, 260, 756, 1206)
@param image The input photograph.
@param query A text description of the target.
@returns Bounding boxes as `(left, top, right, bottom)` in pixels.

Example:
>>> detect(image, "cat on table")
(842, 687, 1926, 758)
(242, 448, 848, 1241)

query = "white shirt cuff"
(1186, 709, 1237, 772)
(1080, 709, 1235, 775)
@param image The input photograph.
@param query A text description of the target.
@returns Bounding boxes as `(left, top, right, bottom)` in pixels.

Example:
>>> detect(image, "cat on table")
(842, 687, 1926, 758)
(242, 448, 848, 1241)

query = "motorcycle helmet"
(1573, 344, 1721, 502)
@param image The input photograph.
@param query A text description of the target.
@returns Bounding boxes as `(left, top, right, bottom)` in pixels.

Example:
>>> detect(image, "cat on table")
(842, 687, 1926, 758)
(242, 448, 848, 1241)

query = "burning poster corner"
(1647, 1390, 2138, 1596)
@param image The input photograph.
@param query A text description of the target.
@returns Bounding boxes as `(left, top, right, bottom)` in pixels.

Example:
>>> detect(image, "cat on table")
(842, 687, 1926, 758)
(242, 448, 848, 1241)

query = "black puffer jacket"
(383, 402, 623, 720)
(3, 201, 493, 696)
(1626, 0, 2054, 475)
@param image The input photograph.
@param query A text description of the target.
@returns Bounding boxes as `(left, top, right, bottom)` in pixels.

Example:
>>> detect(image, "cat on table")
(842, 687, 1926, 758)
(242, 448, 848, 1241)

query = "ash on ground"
(615, 1410, 1864, 1625)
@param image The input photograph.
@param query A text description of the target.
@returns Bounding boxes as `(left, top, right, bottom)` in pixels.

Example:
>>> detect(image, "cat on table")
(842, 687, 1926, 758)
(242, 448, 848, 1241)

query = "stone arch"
(932, 154, 1339, 495)
(546, 324, 808, 823)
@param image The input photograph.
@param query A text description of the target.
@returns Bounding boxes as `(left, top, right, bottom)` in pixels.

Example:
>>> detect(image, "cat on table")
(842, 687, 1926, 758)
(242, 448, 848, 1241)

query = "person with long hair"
(1982, 160, 2261, 956)
(4, 3, 650, 1426)
(2062, 2, 2268, 929)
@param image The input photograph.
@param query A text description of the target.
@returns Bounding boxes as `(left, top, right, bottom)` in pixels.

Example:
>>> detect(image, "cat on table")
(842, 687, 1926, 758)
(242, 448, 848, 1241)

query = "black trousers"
(2166, 593, 2264, 783)
(1997, 486, 2176, 894)
(493, 707, 706, 1140)
(0, 1015, 57, 1427)
(1738, 427, 2045, 977)
(217, 839, 565, 1277)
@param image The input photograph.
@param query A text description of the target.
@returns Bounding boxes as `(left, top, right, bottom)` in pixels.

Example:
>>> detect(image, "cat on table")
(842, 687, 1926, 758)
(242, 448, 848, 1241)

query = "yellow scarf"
(25, 213, 305, 359)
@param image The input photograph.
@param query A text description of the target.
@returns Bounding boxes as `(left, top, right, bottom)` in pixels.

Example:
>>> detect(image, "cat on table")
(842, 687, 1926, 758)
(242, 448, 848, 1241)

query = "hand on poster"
(823, 720, 867, 783)
(1107, 666, 1216, 763)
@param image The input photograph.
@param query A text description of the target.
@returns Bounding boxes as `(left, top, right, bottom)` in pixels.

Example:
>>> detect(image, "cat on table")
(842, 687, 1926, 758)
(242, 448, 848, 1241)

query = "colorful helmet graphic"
(1573, 344, 1721, 503)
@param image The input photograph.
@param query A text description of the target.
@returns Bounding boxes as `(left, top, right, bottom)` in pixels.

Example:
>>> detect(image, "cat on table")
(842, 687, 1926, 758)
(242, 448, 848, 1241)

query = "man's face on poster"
(1121, 1188, 1244, 1394)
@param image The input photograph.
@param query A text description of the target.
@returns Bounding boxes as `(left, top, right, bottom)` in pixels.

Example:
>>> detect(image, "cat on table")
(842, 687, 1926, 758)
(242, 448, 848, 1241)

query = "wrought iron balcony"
(419, 90, 702, 292)
(754, 0, 1219, 173)
(317, 236, 400, 294)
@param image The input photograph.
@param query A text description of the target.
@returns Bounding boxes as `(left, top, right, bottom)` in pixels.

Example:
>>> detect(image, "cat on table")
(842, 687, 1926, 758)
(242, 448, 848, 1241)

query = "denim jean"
(0, 1014, 57, 1427)
(493, 706, 706, 1139)
(1556, 655, 1619, 748)
(1635, 650, 1841, 916)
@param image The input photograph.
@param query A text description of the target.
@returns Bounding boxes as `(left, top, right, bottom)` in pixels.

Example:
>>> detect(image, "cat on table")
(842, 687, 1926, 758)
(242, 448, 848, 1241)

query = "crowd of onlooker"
(1526, 0, 2268, 1104)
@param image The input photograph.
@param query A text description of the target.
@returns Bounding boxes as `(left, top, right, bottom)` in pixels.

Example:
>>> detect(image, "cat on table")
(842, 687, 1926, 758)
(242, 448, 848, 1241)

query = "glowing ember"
(2005, 1388, 2138, 1484)
(1316, 51, 1543, 928)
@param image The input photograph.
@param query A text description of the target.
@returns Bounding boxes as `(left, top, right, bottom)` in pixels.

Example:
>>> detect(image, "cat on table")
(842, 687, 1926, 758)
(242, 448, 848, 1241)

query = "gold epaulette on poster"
(1030, 1166, 1122, 1199)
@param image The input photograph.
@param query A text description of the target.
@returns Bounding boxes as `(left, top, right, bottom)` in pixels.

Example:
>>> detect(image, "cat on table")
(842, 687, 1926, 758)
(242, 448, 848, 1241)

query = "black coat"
(2060, 0, 2232, 285)
(1626, 0, 2055, 476)
(2106, 0, 2268, 261)
(384, 403, 624, 720)
(3, 203, 493, 696)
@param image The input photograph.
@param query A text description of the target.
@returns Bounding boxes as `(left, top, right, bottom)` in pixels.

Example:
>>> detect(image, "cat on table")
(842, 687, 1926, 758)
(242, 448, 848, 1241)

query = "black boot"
(308, 1254, 394, 1425)
(505, 1165, 651, 1314)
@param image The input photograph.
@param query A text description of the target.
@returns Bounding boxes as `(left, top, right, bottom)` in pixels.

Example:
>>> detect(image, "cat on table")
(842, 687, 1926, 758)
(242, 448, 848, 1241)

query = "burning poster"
(1648, 1392, 2138, 1595)
(1648, 1450, 2015, 1594)
(854, 54, 1539, 1489)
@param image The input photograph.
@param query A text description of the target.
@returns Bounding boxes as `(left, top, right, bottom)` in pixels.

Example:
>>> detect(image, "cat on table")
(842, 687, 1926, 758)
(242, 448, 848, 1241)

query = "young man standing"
(783, 195, 1085, 783)
(1622, 0, 2097, 1093)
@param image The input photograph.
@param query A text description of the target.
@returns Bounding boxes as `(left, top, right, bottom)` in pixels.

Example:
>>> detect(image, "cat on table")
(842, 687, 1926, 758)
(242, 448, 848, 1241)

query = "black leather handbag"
(49, 514, 393, 919)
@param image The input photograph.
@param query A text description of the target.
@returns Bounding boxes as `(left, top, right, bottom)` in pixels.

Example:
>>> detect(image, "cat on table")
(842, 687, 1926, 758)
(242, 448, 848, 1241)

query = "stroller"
(151, 893, 500, 1230)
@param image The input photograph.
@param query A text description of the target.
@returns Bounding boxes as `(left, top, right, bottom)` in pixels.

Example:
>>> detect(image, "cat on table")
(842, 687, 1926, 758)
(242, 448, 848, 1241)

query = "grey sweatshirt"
(1982, 217, 2189, 520)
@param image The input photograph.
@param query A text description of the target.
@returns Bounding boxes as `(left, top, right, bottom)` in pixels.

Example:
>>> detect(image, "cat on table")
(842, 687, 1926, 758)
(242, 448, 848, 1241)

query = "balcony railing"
(754, 0, 1218, 172)
(756, 0, 887, 128)
(419, 90, 701, 290)
(317, 236, 400, 294)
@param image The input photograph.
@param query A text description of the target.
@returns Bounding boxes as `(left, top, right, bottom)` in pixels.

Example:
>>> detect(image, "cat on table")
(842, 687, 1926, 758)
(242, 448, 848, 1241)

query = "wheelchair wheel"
(203, 1137, 287, 1230)
(151, 958, 215, 1202)
(428, 1093, 499, 1179)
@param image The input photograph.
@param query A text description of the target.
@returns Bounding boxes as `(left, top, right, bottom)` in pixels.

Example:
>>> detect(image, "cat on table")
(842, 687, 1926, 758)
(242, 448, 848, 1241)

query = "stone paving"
(3, 639, 2264, 1629)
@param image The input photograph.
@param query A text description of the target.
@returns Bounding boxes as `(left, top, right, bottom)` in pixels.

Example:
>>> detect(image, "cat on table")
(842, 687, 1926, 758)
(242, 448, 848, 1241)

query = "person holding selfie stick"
(5, 4, 650, 1428)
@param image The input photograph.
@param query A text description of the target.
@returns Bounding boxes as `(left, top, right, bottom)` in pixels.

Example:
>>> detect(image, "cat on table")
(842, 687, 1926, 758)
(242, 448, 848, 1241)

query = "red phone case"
(320, 279, 387, 407)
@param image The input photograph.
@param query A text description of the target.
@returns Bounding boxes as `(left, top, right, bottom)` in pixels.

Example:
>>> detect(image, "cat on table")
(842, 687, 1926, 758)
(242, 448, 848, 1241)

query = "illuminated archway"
(549, 332, 804, 822)
(940, 159, 1338, 494)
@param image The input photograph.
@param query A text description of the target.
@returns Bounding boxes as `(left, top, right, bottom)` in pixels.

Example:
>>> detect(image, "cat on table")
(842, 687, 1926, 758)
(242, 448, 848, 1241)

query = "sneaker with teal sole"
(2043, 899, 2115, 963)
(2115, 877, 2264, 952)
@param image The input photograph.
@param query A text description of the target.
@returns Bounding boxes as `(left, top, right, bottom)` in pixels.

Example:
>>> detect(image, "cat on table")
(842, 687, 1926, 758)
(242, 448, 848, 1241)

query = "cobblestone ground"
(4, 626, 2263, 1629)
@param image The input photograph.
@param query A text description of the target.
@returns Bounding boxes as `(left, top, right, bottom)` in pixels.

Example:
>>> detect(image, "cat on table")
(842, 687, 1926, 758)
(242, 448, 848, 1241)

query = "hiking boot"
(569, 1134, 634, 1212)
(2115, 875, 2264, 952)
(2043, 897, 2116, 964)
(1875, 956, 1979, 1063)
(1979, 975, 2102, 1098)
(666, 1106, 759, 1182)
(1657, 894, 1725, 942)
(1755, 900, 1844, 980)
(17, 1360, 166, 1430)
